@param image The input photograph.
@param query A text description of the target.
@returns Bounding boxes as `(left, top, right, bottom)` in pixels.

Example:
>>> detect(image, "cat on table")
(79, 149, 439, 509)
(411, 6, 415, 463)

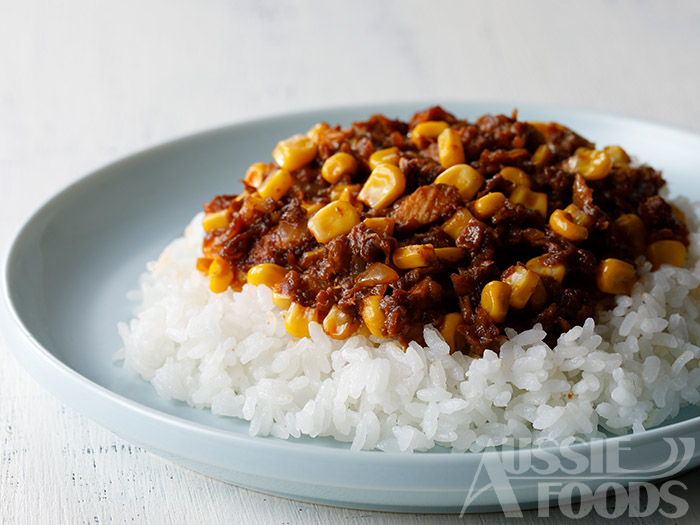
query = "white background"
(2, 1, 700, 523)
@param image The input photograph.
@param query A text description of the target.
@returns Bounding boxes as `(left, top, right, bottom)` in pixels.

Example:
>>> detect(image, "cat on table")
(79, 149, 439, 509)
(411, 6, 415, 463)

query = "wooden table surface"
(2, 1, 700, 523)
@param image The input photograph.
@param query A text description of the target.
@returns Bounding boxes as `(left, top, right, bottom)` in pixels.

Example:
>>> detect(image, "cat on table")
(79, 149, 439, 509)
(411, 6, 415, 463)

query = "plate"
(3, 102, 700, 513)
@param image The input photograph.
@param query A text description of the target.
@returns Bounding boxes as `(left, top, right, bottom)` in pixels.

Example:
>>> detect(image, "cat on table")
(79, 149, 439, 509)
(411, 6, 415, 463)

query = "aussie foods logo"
(461, 437, 694, 518)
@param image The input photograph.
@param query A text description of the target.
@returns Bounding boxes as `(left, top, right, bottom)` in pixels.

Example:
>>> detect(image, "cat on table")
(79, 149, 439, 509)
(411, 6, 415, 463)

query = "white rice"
(116, 197, 700, 452)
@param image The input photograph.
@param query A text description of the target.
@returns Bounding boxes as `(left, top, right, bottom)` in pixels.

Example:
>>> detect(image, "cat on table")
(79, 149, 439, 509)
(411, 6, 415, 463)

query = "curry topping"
(197, 107, 689, 355)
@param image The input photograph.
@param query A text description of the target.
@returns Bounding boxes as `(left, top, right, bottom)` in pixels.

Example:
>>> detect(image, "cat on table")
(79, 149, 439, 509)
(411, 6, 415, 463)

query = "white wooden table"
(2, 1, 700, 522)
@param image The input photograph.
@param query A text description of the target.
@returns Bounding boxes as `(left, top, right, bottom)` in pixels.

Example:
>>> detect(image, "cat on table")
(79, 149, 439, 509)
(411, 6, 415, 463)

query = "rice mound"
(117, 199, 700, 452)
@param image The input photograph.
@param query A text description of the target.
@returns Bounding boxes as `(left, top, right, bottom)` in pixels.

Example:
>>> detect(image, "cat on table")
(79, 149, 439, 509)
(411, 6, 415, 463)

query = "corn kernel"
(272, 292, 292, 310)
(244, 162, 268, 188)
(604, 145, 630, 167)
(306, 122, 330, 144)
(196, 257, 213, 273)
(412, 121, 449, 147)
(207, 257, 234, 294)
(329, 184, 361, 203)
(531, 144, 553, 167)
(647, 240, 686, 269)
(323, 305, 360, 339)
(472, 192, 506, 220)
(273, 134, 318, 171)
(612, 213, 647, 256)
(442, 208, 473, 239)
(321, 152, 358, 184)
(563, 148, 611, 181)
(368, 147, 400, 170)
(435, 247, 464, 263)
(258, 168, 293, 201)
(481, 281, 511, 323)
(434, 164, 484, 201)
(596, 258, 636, 296)
(246, 263, 288, 288)
(202, 209, 231, 232)
(307, 200, 361, 244)
(363, 217, 395, 236)
(526, 255, 566, 283)
(301, 202, 325, 215)
(392, 244, 437, 269)
(549, 209, 588, 242)
(500, 167, 532, 188)
(358, 164, 406, 210)
(284, 302, 319, 338)
(360, 295, 386, 338)
(439, 313, 463, 353)
(509, 186, 547, 217)
(564, 204, 593, 228)
(502, 265, 541, 309)
(437, 128, 465, 168)
(529, 280, 548, 310)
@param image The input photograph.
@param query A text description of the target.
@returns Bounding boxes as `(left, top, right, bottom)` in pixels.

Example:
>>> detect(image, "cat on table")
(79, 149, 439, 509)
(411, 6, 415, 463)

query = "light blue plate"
(3, 102, 700, 513)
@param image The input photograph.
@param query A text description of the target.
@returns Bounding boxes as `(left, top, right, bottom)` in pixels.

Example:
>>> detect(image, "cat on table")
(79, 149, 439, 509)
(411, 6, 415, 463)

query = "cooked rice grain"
(117, 202, 700, 452)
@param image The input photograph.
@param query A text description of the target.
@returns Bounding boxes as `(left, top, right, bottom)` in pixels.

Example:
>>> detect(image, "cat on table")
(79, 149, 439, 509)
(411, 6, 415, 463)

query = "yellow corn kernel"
(442, 208, 473, 239)
(258, 168, 293, 201)
(207, 257, 234, 294)
(564, 148, 612, 181)
(321, 152, 358, 184)
(500, 167, 532, 188)
(412, 121, 449, 147)
(596, 258, 636, 296)
(564, 204, 593, 228)
(284, 302, 319, 338)
(531, 144, 553, 167)
(272, 134, 318, 171)
(301, 202, 325, 215)
(647, 240, 686, 269)
(306, 122, 330, 144)
(307, 200, 361, 243)
(437, 128, 465, 168)
(202, 209, 231, 232)
(604, 145, 630, 167)
(502, 265, 541, 309)
(368, 147, 400, 170)
(272, 292, 292, 310)
(529, 280, 548, 311)
(526, 255, 566, 283)
(358, 164, 406, 210)
(392, 244, 437, 269)
(472, 192, 506, 220)
(509, 186, 547, 217)
(481, 281, 511, 323)
(246, 263, 288, 288)
(612, 213, 647, 256)
(439, 313, 464, 353)
(329, 183, 361, 203)
(363, 217, 395, 236)
(435, 247, 464, 263)
(360, 295, 386, 338)
(433, 164, 484, 201)
(196, 257, 213, 273)
(549, 209, 588, 242)
(322, 305, 360, 339)
(244, 162, 268, 188)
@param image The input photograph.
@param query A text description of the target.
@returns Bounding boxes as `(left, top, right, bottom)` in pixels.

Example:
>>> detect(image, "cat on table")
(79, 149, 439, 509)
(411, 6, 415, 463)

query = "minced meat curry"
(197, 107, 689, 355)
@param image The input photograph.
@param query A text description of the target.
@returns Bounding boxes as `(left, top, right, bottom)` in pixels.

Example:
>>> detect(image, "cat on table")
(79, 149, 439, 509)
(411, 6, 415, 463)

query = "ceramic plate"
(3, 102, 700, 513)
